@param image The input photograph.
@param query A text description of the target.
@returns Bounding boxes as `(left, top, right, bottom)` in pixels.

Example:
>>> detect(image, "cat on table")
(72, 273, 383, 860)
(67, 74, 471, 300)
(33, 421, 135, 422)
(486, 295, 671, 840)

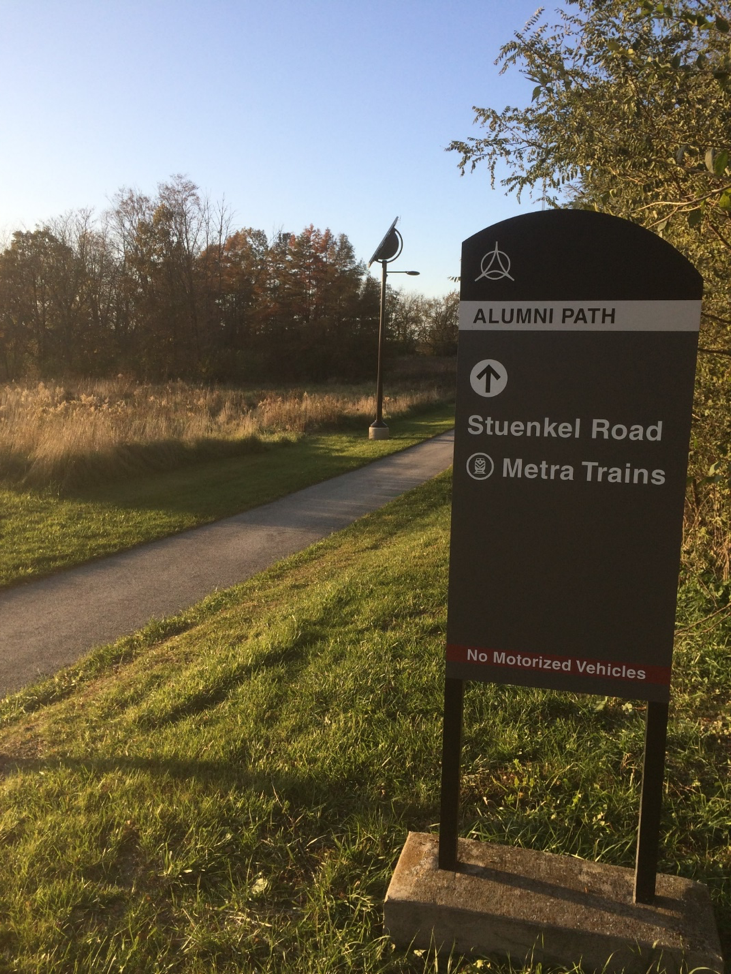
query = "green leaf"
(687, 208, 703, 227)
(716, 16, 730, 33)
(718, 189, 731, 211)
(705, 148, 717, 172)
(714, 150, 729, 175)
(532, 85, 543, 102)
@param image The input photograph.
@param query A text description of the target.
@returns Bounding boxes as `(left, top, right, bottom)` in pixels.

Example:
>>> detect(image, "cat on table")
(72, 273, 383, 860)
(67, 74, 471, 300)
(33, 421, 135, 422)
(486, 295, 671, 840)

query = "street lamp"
(367, 217, 420, 440)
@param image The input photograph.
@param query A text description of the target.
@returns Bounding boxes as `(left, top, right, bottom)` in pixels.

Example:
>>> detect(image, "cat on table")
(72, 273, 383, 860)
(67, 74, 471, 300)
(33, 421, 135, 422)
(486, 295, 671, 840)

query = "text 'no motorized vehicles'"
(446, 644, 671, 687)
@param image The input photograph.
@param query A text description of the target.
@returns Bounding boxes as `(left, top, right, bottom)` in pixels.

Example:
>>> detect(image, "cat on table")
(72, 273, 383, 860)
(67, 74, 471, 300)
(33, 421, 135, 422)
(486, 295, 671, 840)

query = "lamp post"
(367, 218, 420, 440)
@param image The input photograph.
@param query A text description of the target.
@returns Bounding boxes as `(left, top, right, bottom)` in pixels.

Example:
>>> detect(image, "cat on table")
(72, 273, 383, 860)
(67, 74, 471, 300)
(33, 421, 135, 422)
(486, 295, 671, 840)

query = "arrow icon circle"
(470, 359, 508, 398)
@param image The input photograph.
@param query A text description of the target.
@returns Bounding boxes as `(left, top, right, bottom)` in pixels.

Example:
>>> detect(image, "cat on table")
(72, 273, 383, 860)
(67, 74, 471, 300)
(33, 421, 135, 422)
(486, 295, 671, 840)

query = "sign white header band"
(459, 300, 702, 332)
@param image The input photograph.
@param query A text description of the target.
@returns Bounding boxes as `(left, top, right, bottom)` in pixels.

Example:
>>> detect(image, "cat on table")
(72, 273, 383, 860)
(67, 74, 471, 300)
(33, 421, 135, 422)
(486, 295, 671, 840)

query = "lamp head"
(368, 217, 403, 266)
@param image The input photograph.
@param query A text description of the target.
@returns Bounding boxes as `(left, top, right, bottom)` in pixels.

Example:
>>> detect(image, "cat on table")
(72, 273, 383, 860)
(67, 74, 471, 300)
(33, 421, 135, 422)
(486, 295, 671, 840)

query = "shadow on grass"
(56, 406, 456, 520)
(1, 434, 274, 494)
(0, 748, 437, 854)
(133, 641, 311, 730)
(0, 758, 720, 944)
(0, 751, 313, 790)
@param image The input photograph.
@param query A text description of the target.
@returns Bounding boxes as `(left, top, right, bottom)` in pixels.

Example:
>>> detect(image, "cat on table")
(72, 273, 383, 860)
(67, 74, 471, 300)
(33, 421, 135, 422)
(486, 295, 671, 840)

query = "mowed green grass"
(0, 404, 454, 589)
(0, 472, 729, 973)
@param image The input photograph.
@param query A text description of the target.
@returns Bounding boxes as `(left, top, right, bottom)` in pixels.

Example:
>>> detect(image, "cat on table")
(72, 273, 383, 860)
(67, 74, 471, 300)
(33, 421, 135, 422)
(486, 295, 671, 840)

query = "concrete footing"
(384, 833, 723, 973)
(368, 423, 389, 440)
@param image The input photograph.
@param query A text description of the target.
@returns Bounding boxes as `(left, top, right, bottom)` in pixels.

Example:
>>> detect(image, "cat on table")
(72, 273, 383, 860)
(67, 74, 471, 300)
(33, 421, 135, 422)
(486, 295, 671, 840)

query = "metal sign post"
(634, 700, 670, 902)
(438, 677, 464, 872)
(440, 211, 702, 903)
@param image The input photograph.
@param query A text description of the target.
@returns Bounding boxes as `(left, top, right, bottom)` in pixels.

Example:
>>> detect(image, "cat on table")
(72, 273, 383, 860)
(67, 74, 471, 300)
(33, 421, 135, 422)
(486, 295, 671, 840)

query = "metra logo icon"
(466, 452, 494, 480)
(475, 241, 514, 282)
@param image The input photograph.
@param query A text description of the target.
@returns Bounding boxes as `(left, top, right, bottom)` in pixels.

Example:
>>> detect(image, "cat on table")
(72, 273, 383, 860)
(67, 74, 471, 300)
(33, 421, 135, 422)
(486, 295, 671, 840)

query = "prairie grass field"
(0, 473, 729, 973)
(0, 379, 455, 588)
(0, 378, 452, 491)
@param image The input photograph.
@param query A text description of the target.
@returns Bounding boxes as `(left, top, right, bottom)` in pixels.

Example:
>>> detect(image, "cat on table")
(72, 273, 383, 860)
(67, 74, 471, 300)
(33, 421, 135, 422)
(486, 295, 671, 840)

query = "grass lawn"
(0, 404, 454, 589)
(0, 471, 728, 972)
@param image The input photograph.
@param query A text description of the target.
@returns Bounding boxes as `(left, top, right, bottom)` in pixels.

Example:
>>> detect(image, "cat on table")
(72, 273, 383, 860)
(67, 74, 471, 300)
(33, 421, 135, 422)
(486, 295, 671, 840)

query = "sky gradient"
(0, 1, 549, 297)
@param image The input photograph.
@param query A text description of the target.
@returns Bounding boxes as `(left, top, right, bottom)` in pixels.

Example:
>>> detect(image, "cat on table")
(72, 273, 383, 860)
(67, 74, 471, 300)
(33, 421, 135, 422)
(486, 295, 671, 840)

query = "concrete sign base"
(384, 833, 723, 973)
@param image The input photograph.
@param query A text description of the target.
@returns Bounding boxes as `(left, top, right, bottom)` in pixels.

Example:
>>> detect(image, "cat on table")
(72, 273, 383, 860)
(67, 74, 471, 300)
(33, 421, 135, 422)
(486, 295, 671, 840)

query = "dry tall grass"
(0, 378, 452, 491)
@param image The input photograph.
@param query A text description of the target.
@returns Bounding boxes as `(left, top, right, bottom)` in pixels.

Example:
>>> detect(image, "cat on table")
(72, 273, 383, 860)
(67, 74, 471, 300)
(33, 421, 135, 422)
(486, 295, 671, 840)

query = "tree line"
(0, 176, 457, 383)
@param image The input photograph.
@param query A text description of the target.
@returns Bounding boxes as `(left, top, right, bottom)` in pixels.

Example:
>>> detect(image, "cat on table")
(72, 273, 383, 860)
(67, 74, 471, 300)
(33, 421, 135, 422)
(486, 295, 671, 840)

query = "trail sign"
(446, 211, 702, 703)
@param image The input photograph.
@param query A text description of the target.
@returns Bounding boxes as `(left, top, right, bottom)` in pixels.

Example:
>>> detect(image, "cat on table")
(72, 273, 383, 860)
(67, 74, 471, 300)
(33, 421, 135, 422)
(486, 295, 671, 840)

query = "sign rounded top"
(448, 207, 703, 703)
(461, 211, 703, 302)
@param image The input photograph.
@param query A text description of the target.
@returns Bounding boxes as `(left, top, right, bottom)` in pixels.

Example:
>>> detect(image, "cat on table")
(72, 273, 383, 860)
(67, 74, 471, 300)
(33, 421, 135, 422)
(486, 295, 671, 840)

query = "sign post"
(441, 210, 702, 902)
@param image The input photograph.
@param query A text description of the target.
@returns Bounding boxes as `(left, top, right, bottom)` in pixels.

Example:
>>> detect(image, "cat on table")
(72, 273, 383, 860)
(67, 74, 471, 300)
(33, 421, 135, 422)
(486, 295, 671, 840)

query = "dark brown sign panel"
(446, 211, 702, 702)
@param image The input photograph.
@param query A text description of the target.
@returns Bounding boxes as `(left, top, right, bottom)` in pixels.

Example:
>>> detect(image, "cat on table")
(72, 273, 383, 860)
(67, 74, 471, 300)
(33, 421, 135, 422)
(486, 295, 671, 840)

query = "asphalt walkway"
(0, 431, 454, 697)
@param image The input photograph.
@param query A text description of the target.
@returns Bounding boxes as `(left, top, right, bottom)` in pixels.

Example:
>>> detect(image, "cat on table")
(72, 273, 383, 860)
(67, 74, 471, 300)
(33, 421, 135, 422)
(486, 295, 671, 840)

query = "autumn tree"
(0, 228, 87, 376)
(260, 226, 375, 380)
(388, 291, 424, 354)
(45, 210, 123, 374)
(107, 176, 219, 377)
(418, 292, 460, 356)
(197, 227, 270, 379)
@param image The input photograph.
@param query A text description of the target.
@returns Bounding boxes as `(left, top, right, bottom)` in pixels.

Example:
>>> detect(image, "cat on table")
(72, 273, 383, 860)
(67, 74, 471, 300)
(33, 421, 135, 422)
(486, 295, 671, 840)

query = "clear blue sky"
(0, 0, 548, 298)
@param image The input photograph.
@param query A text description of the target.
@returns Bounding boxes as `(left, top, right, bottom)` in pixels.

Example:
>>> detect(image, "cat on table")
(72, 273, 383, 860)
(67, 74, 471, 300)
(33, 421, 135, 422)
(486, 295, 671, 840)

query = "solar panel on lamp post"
(367, 218, 420, 440)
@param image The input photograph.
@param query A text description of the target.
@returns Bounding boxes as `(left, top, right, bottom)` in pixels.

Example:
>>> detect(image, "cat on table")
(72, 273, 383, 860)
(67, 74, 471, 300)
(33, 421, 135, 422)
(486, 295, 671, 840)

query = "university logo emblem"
(475, 241, 514, 282)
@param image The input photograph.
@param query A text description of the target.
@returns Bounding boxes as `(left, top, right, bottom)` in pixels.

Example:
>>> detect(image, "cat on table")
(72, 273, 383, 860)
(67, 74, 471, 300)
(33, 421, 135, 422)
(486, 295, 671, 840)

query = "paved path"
(0, 431, 454, 697)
